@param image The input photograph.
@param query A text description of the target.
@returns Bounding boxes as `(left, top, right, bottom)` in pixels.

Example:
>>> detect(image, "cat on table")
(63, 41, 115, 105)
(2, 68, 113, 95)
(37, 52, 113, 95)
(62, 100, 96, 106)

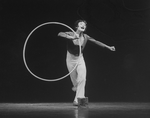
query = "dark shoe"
(78, 97, 88, 108)
(73, 101, 78, 106)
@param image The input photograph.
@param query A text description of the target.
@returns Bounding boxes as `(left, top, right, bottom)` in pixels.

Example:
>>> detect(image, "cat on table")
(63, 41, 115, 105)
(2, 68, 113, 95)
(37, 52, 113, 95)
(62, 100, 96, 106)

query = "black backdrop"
(0, 0, 150, 102)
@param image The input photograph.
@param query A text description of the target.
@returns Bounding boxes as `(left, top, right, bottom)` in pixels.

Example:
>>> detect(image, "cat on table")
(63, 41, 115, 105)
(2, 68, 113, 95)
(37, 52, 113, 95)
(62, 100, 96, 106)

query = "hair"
(74, 20, 87, 31)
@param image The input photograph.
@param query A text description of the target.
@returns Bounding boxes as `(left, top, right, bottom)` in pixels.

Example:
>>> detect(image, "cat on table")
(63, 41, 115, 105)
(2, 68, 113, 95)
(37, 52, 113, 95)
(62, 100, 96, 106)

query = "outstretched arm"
(87, 36, 115, 51)
(58, 32, 77, 39)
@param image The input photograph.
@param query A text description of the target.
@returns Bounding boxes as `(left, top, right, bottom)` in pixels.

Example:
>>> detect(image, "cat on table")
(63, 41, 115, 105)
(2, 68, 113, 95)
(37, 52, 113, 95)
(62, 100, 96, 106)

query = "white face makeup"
(77, 22, 86, 32)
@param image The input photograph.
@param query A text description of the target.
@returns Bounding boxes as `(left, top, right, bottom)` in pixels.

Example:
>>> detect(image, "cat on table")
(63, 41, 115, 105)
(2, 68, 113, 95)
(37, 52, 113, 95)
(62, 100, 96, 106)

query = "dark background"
(0, 0, 150, 103)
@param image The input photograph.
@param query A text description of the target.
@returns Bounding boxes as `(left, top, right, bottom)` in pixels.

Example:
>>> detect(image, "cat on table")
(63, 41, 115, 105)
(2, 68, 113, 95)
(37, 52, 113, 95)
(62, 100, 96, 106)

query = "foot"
(73, 101, 78, 106)
(77, 97, 89, 108)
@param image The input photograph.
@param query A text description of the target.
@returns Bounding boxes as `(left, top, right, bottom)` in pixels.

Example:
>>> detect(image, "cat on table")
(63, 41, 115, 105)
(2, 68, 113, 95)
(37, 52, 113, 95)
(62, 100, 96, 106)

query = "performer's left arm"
(86, 34, 115, 51)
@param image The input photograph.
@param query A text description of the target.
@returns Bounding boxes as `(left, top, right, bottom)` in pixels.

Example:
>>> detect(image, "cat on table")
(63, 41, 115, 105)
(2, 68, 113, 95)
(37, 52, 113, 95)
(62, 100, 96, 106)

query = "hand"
(109, 46, 115, 51)
(74, 32, 79, 39)
(69, 32, 79, 39)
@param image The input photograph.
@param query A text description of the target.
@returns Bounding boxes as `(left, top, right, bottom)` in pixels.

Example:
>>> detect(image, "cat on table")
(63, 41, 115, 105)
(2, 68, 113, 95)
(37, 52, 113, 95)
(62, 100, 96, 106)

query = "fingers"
(110, 46, 116, 51)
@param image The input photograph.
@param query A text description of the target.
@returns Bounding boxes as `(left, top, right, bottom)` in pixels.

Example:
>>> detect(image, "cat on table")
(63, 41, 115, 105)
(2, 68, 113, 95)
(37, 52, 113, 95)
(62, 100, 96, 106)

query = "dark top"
(66, 32, 88, 56)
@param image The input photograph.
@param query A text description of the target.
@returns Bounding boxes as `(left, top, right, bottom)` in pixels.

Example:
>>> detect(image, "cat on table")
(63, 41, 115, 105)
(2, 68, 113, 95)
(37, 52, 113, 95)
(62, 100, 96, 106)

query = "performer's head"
(75, 20, 87, 32)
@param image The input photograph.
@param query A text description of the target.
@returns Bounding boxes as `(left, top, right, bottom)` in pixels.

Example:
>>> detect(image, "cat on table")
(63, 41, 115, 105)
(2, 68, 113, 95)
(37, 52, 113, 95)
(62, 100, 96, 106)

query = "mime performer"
(58, 20, 115, 106)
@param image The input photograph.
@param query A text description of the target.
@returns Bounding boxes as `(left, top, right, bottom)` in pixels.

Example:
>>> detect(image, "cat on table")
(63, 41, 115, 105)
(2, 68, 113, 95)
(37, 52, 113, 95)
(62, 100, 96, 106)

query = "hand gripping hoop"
(23, 22, 81, 82)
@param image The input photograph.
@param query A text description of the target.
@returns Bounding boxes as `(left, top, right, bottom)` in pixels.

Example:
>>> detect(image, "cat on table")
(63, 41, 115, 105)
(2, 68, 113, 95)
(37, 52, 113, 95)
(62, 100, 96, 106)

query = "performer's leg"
(66, 52, 86, 104)
(66, 61, 77, 88)
(66, 52, 78, 88)
(74, 57, 86, 102)
(69, 68, 78, 88)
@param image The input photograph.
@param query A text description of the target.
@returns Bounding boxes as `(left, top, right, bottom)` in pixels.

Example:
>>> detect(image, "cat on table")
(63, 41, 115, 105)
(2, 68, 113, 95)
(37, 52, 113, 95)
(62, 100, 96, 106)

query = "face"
(77, 22, 86, 32)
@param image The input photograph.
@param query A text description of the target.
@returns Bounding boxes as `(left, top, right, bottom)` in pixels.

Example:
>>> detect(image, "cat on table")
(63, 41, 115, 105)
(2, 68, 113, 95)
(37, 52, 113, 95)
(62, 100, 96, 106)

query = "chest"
(73, 35, 85, 46)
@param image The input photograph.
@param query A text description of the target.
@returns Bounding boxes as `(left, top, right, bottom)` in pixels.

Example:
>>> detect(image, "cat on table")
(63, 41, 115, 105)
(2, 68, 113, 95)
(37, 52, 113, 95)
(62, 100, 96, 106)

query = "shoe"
(73, 101, 78, 106)
(77, 97, 89, 108)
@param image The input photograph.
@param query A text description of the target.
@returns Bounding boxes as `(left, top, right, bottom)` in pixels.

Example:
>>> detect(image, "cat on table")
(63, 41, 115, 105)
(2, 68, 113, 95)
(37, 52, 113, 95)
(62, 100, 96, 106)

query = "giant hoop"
(23, 22, 81, 82)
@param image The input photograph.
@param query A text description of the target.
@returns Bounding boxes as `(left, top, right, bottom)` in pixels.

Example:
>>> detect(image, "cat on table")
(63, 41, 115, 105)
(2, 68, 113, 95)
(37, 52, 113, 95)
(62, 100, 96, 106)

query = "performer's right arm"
(58, 32, 75, 39)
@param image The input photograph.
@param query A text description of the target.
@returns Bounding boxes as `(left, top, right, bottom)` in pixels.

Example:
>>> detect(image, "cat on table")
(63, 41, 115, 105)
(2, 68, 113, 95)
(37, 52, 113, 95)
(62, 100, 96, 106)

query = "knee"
(77, 77, 86, 84)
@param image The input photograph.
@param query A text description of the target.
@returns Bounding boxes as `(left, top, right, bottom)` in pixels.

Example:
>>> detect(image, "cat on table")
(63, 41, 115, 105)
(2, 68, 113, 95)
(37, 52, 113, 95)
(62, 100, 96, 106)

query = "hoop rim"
(23, 22, 81, 82)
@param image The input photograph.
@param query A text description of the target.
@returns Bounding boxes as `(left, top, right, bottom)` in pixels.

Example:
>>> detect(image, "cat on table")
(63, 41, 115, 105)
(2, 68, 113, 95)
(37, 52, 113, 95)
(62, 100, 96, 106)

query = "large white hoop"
(23, 22, 81, 82)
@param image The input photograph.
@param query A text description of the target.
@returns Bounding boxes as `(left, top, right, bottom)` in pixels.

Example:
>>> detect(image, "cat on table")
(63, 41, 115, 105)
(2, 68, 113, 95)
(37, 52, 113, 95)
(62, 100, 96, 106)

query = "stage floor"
(0, 102, 150, 118)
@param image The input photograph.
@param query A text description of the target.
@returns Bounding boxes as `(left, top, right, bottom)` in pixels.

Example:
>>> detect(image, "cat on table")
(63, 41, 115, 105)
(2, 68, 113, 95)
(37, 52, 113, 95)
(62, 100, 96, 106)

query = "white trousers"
(66, 51, 86, 102)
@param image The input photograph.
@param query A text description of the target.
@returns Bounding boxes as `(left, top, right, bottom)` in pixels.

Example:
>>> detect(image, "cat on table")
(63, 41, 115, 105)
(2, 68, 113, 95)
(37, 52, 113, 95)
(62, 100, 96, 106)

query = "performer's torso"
(67, 34, 87, 56)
